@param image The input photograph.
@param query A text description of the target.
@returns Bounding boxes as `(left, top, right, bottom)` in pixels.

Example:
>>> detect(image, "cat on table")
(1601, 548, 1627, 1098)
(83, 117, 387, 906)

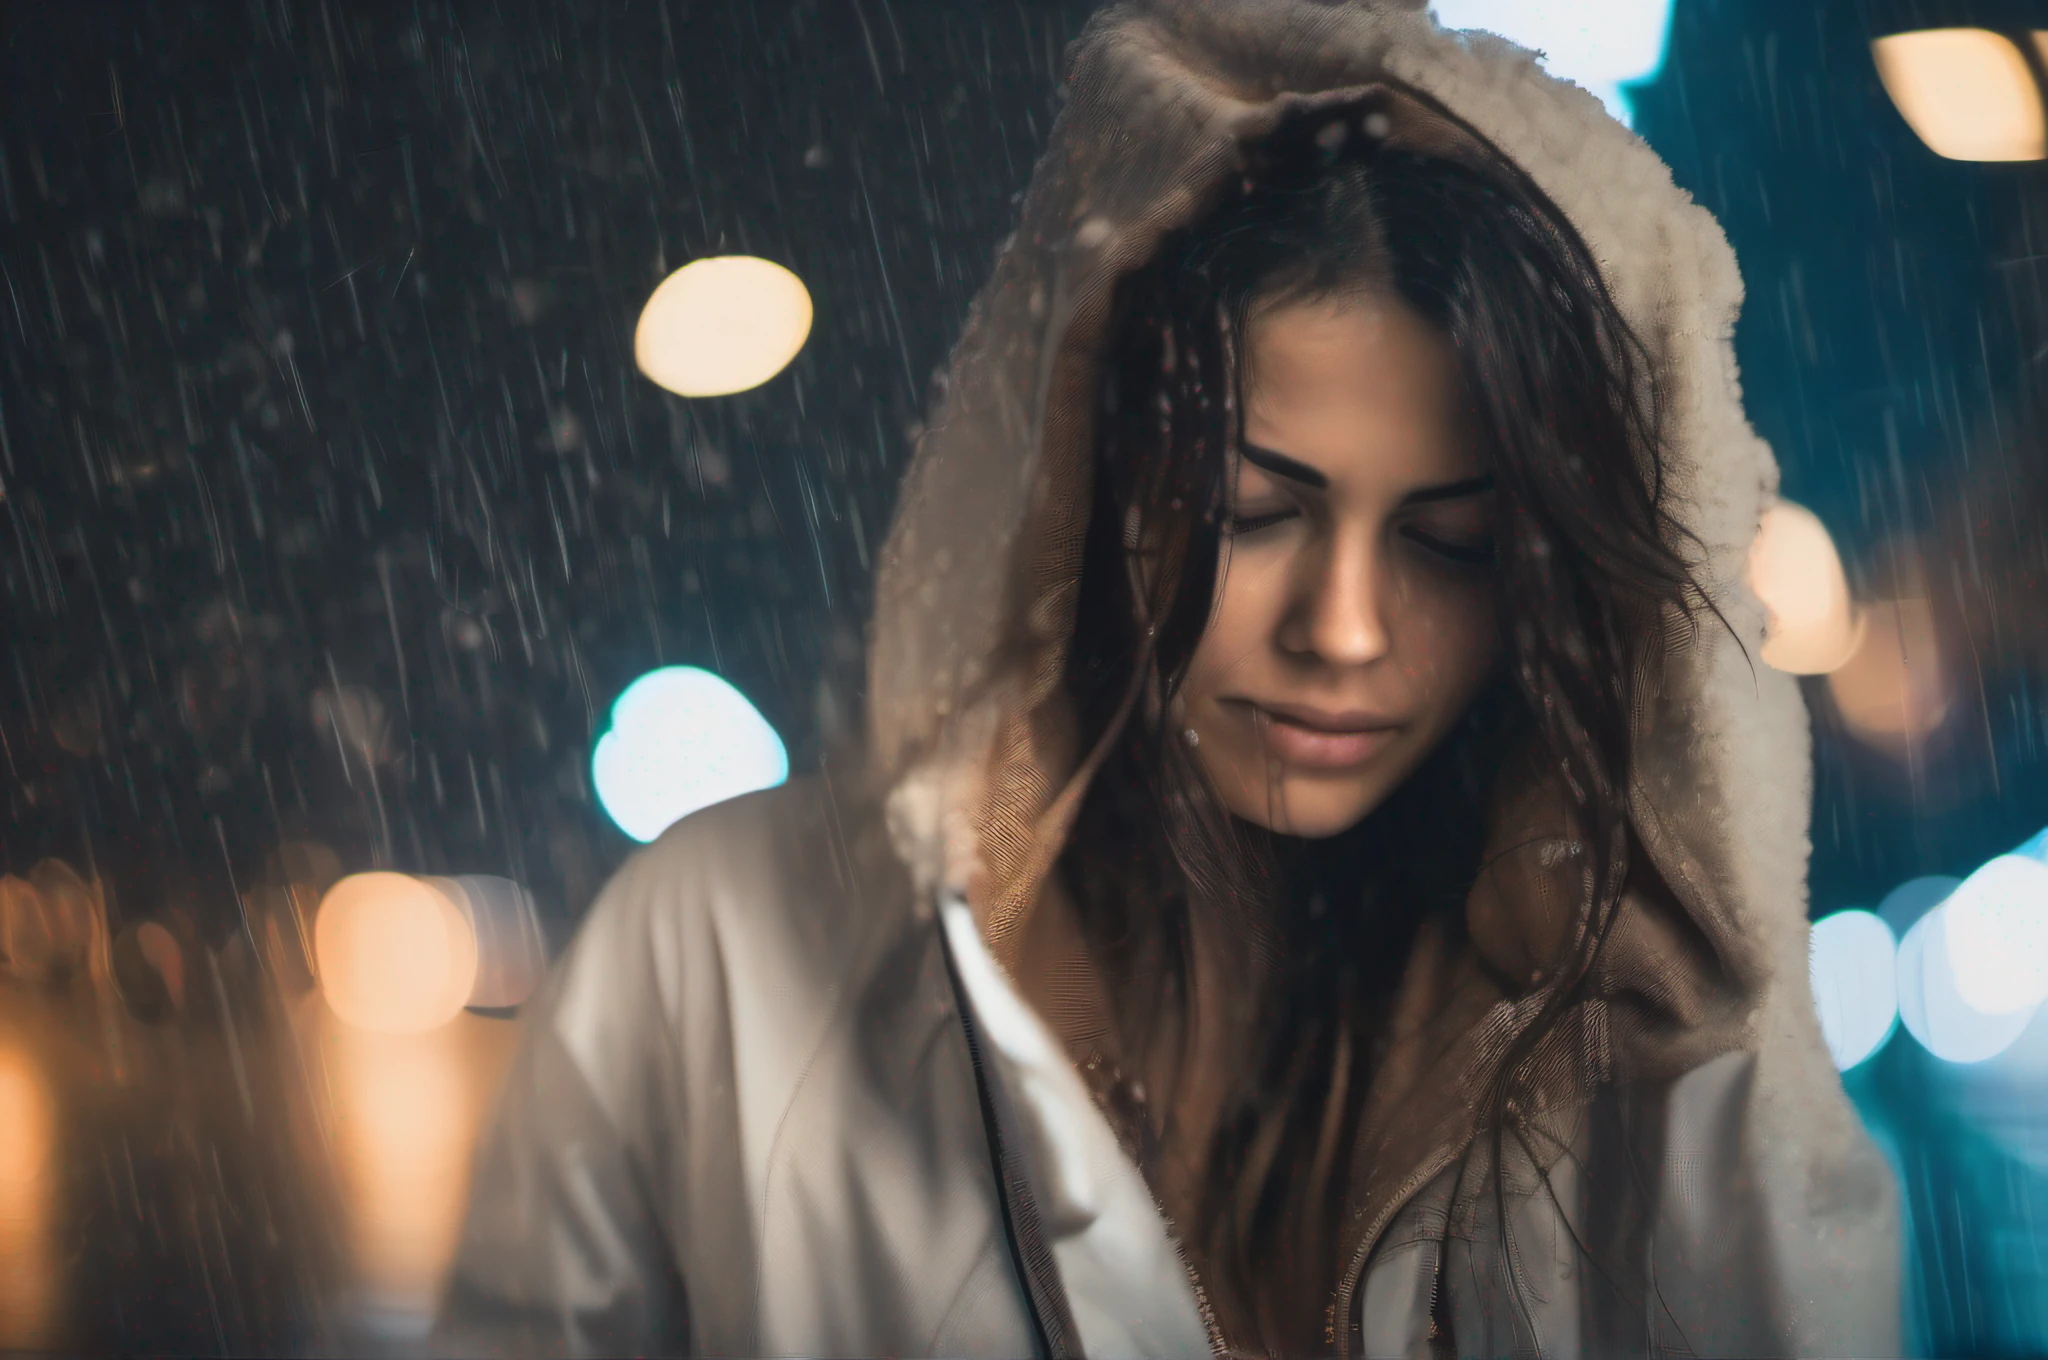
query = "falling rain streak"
(0, 1, 1086, 1349)
(0, 0, 2046, 1356)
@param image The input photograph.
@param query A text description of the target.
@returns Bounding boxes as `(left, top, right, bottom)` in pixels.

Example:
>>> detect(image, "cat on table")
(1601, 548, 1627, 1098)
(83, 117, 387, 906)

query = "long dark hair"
(1058, 108, 1703, 1349)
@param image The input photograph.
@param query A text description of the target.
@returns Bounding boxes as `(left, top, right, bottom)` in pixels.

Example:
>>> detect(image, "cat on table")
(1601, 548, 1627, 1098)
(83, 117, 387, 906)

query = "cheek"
(1391, 575, 1500, 699)
(1174, 562, 1287, 803)
(1181, 553, 1287, 701)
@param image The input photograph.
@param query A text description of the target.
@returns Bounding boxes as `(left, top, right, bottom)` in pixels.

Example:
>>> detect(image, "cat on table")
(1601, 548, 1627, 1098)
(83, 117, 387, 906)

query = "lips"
(1232, 700, 1403, 769)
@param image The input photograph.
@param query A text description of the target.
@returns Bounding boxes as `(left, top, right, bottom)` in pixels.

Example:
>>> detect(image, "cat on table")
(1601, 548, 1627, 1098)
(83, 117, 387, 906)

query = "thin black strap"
(937, 906, 1086, 1360)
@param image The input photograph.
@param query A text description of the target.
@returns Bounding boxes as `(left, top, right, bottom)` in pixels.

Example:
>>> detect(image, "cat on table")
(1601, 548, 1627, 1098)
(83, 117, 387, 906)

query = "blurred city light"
(1810, 909, 1900, 1070)
(1747, 499, 1862, 675)
(311, 1006, 519, 1335)
(1430, 0, 1675, 125)
(1873, 29, 2047, 162)
(1981, 980, 2048, 1087)
(1841, 842, 2048, 1067)
(1899, 898, 2037, 1064)
(28, 861, 98, 983)
(1945, 855, 2048, 1017)
(110, 920, 187, 1023)
(0, 1040, 57, 1349)
(1880, 874, 1963, 938)
(314, 874, 479, 1036)
(634, 256, 813, 398)
(1825, 596, 1952, 753)
(0, 878, 49, 985)
(0, 863, 101, 988)
(591, 665, 789, 843)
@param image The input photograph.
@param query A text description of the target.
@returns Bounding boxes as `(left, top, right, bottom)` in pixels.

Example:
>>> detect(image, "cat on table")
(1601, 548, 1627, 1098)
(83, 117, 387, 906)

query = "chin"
(1219, 775, 1390, 840)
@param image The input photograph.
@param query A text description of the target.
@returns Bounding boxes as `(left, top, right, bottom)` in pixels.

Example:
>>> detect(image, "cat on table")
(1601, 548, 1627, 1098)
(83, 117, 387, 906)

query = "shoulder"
(535, 774, 913, 1108)
(627, 771, 907, 961)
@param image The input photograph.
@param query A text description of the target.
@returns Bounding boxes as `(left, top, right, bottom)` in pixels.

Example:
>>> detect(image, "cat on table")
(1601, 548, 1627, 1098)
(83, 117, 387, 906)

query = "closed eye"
(1403, 527, 1495, 566)
(1228, 508, 1300, 536)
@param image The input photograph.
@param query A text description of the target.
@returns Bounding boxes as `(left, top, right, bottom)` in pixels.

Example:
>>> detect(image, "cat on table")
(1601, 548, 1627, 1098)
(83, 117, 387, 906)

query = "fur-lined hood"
(869, 0, 1850, 1293)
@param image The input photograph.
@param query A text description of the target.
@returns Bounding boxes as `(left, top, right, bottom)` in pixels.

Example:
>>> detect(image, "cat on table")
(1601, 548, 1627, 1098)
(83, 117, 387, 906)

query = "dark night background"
(0, 0, 1094, 950)
(3, 0, 2048, 1353)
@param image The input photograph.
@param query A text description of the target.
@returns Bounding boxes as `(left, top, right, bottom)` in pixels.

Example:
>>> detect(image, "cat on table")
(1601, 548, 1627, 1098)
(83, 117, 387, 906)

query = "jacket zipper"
(1331, 1147, 1463, 1360)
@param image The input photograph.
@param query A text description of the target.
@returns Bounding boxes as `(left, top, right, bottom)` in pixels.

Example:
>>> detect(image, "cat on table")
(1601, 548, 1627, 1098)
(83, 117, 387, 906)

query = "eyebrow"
(1240, 441, 1328, 489)
(1402, 474, 1496, 505)
(1240, 441, 1496, 504)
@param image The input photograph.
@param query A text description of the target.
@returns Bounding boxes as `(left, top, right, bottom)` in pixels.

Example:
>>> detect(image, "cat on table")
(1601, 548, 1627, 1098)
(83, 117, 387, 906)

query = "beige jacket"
(438, 1, 1904, 1354)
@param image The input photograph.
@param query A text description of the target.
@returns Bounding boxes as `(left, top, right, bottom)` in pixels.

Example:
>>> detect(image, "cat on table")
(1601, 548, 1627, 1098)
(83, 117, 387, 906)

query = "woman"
(438, 1, 1901, 1356)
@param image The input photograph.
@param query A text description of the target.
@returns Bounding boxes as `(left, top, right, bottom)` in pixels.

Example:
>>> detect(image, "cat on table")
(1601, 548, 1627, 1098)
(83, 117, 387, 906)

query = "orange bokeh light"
(1827, 596, 1953, 753)
(1874, 29, 2047, 162)
(1747, 500, 1863, 675)
(314, 874, 478, 1036)
(0, 1039, 58, 1348)
(320, 1013, 516, 1316)
(289, 994, 519, 1325)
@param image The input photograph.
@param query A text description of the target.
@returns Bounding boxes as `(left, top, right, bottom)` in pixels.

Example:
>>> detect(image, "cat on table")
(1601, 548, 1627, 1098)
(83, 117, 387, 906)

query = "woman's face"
(1176, 294, 1500, 839)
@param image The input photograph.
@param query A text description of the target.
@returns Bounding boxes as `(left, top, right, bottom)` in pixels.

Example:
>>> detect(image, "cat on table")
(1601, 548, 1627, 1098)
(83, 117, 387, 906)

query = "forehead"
(1245, 295, 1456, 407)
(1241, 296, 1477, 479)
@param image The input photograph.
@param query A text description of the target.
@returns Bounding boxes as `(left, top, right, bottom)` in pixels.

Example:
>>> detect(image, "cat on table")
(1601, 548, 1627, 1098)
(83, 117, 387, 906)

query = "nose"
(1279, 525, 1391, 668)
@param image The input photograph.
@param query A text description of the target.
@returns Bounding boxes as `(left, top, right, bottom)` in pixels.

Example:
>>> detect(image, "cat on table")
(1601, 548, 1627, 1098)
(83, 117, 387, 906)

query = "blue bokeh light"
(1429, 0, 1677, 126)
(1899, 902, 2038, 1065)
(591, 666, 789, 843)
(1809, 909, 1899, 1071)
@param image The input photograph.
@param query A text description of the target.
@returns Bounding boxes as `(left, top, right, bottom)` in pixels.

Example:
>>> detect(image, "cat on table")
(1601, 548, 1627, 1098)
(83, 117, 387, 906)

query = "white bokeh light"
(1431, 0, 1676, 125)
(1911, 833, 2048, 1178)
(1898, 900, 2037, 1064)
(591, 666, 789, 844)
(1943, 854, 2048, 1016)
(1808, 910, 1899, 1071)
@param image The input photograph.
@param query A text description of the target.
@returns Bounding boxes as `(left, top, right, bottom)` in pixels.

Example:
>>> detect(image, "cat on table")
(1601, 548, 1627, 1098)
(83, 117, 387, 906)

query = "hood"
(869, 0, 1847, 1270)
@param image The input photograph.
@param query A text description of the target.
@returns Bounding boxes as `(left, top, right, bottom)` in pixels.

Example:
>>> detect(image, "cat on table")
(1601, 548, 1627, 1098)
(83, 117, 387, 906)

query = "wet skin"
(1176, 294, 1501, 839)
